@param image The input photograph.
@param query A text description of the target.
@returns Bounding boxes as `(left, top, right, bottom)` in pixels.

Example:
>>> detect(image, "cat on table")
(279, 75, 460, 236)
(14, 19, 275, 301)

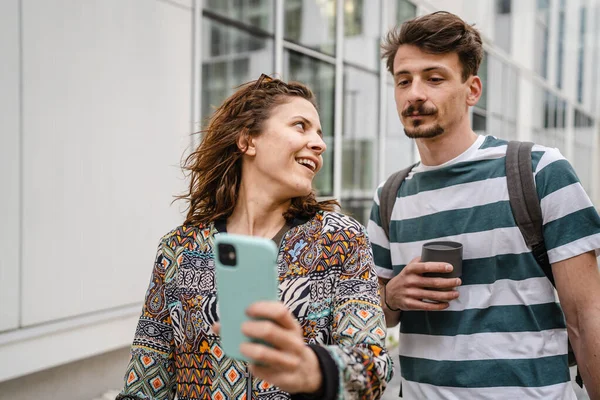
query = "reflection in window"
(573, 109, 595, 194)
(285, 51, 335, 196)
(478, 52, 488, 110)
(396, 0, 417, 24)
(344, 0, 364, 36)
(385, 85, 415, 178)
(557, 0, 566, 89)
(577, 6, 586, 103)
(575, 109, 594, 128)
(534, 0, 550, 79)
(341, 198, 373, 226)
(494, 0, 512, 53)
(342, 68, 378, 195)
(537, 89, 567, 152)
(543, 90, 554, 129)
(284, 0, 336, 56)
(201, 18, 273, 126)
(472, 112, 487, 134)
(344, 0, 381, 71)
(205, 0, 273, 31)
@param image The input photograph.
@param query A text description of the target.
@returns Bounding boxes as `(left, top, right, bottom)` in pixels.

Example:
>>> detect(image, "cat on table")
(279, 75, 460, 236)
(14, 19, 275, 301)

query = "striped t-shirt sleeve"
(533, 146, 600, 263)
(367, 184, 394, 279)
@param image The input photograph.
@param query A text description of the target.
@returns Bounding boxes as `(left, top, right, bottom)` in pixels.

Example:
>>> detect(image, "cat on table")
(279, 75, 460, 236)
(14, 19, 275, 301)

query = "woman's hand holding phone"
(213, 300, 322, 394)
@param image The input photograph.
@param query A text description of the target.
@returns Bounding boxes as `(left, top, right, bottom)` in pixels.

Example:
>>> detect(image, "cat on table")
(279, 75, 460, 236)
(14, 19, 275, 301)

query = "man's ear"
(466, 75, 483, 107)
(237, 130, 256, 156)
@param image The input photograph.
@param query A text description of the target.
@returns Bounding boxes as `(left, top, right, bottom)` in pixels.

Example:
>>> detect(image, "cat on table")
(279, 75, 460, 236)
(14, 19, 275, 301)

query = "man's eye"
(397, 80, 409, 87)
(430, 77, 444, 83)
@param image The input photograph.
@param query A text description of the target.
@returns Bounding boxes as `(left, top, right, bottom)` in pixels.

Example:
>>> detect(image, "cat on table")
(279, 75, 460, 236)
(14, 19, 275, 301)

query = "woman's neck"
(226, 183, 290, 238)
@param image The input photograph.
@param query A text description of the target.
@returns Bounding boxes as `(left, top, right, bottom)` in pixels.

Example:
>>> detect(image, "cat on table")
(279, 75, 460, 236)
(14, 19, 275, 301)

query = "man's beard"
(401, 104, 444, 139)
(404, 123, 444, 139)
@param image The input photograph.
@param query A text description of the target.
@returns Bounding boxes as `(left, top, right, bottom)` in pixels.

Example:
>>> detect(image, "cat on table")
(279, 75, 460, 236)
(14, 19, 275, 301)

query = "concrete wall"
(0, 0, 192, 386)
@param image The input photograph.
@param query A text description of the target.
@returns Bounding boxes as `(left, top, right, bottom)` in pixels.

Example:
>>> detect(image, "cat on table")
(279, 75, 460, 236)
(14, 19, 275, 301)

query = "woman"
(116, 75, 393, 400)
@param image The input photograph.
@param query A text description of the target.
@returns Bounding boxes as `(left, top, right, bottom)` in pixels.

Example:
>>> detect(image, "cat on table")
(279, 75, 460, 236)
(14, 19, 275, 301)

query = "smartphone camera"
(218, 243, 237, 266)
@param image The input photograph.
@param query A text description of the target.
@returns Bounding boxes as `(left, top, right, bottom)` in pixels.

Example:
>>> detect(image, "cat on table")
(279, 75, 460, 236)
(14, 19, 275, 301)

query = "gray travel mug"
(421, 241, 463, 279)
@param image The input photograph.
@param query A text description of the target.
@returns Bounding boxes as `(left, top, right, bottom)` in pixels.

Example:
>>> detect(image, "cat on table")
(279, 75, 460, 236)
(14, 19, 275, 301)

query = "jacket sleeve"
(321, 222, 395, 400)
(116, 239, 177, 400)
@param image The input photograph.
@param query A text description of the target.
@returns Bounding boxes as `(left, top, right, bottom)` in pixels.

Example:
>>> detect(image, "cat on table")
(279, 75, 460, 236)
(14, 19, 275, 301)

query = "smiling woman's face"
(240, 96, 327, 200)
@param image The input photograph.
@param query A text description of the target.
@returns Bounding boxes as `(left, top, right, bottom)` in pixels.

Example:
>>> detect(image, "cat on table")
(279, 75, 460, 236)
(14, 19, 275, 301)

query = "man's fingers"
(408, 288, 460, 303)
(404, 298, 451, 311)
(406, 261, 453, 275)
(418, 277, 462, 289)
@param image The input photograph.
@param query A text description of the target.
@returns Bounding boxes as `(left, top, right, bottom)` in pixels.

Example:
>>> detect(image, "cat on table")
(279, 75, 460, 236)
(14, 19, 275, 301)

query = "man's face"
(392, 45, 478, 139)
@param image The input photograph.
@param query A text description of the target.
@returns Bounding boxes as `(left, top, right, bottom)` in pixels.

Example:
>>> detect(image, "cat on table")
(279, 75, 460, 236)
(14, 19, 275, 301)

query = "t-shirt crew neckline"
(415, 135, 486, 172)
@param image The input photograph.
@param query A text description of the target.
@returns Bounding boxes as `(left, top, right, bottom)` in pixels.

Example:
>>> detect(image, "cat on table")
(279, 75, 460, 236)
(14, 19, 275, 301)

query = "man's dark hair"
(382, 11, 483, 81)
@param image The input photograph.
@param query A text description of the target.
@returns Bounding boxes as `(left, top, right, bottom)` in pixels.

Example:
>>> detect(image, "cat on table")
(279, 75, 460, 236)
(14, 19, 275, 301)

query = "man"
(368, 11, 600, 399)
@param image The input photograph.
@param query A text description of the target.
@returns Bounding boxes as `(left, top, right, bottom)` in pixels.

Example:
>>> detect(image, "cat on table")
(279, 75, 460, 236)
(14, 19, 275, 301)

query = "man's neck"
(415, 128, 479, 166)
(226, 182, 290, 239)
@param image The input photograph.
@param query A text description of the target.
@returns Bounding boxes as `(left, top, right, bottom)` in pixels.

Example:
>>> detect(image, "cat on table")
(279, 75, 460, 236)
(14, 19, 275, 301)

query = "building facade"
(0, 1, 598, 399)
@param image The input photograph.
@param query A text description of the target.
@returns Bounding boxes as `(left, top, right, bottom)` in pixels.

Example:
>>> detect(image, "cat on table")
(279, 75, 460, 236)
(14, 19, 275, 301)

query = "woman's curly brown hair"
(177, 75, 339, 227)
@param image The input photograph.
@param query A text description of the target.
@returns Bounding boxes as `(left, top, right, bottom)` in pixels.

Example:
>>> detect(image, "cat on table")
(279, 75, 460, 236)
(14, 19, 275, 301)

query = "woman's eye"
(294, 121, 305, 130)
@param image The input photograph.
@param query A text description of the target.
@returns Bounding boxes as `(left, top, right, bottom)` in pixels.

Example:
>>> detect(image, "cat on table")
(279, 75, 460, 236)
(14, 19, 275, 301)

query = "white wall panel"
(21, 0, 192, 325)
(0, 0, 21, 332)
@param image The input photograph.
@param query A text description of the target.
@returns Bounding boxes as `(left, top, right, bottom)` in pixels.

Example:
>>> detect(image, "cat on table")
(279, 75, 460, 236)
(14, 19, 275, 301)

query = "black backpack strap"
(379, 164, 416, 239)
(506, 141, 583, 387)
(505, 141, 554, 285)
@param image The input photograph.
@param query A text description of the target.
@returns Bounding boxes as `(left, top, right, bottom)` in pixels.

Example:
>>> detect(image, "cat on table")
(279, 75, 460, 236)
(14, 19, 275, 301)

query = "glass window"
(284, 0, 336, 56)
(477, 52, 488, 111)
(534, 0, 550, 79)
(344, 0, 364, 37)
(341, 198, 373, 226)
(394, 0, 417, 25)
(557, 0, 566, 89)
(344, 0, 381, 71)
(204, 0, 274, 32)
(494, 0, 512, 53)
(384, 85, 415, 178)
(201, 18, 273, 125)
(472, 112, 487, 135)
(487, 55, 503, 116)
(543, 90, 554, 129)
(341, 68, 379, 196)
(285, 50, 335, 196)
(501, 62, 519, 125)
(577, 6, 586, 103)
(573, 109, 595, 194)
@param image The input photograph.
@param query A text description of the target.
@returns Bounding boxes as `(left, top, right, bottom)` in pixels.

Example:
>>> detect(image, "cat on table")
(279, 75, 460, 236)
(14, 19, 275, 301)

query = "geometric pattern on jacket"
(116, 211, 394, 400)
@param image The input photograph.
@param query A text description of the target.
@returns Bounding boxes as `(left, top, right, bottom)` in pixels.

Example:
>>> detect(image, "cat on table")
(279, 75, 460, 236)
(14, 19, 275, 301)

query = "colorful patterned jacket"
(116, 211, 394, 400)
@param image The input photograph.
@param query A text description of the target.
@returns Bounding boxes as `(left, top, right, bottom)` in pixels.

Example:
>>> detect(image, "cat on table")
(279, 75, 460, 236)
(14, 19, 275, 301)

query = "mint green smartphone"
(214, 233, 279, 362)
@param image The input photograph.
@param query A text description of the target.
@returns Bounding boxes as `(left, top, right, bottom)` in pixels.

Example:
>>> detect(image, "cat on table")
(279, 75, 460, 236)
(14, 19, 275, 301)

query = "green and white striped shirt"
(368, 135, 600, 399)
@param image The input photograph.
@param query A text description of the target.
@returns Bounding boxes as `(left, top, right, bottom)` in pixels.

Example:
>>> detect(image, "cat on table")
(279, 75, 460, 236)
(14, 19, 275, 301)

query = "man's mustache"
(402, 104, 437, 117)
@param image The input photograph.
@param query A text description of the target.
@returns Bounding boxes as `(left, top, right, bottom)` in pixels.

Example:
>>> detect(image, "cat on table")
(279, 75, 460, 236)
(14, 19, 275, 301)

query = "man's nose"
(407, 79, 427, 103)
